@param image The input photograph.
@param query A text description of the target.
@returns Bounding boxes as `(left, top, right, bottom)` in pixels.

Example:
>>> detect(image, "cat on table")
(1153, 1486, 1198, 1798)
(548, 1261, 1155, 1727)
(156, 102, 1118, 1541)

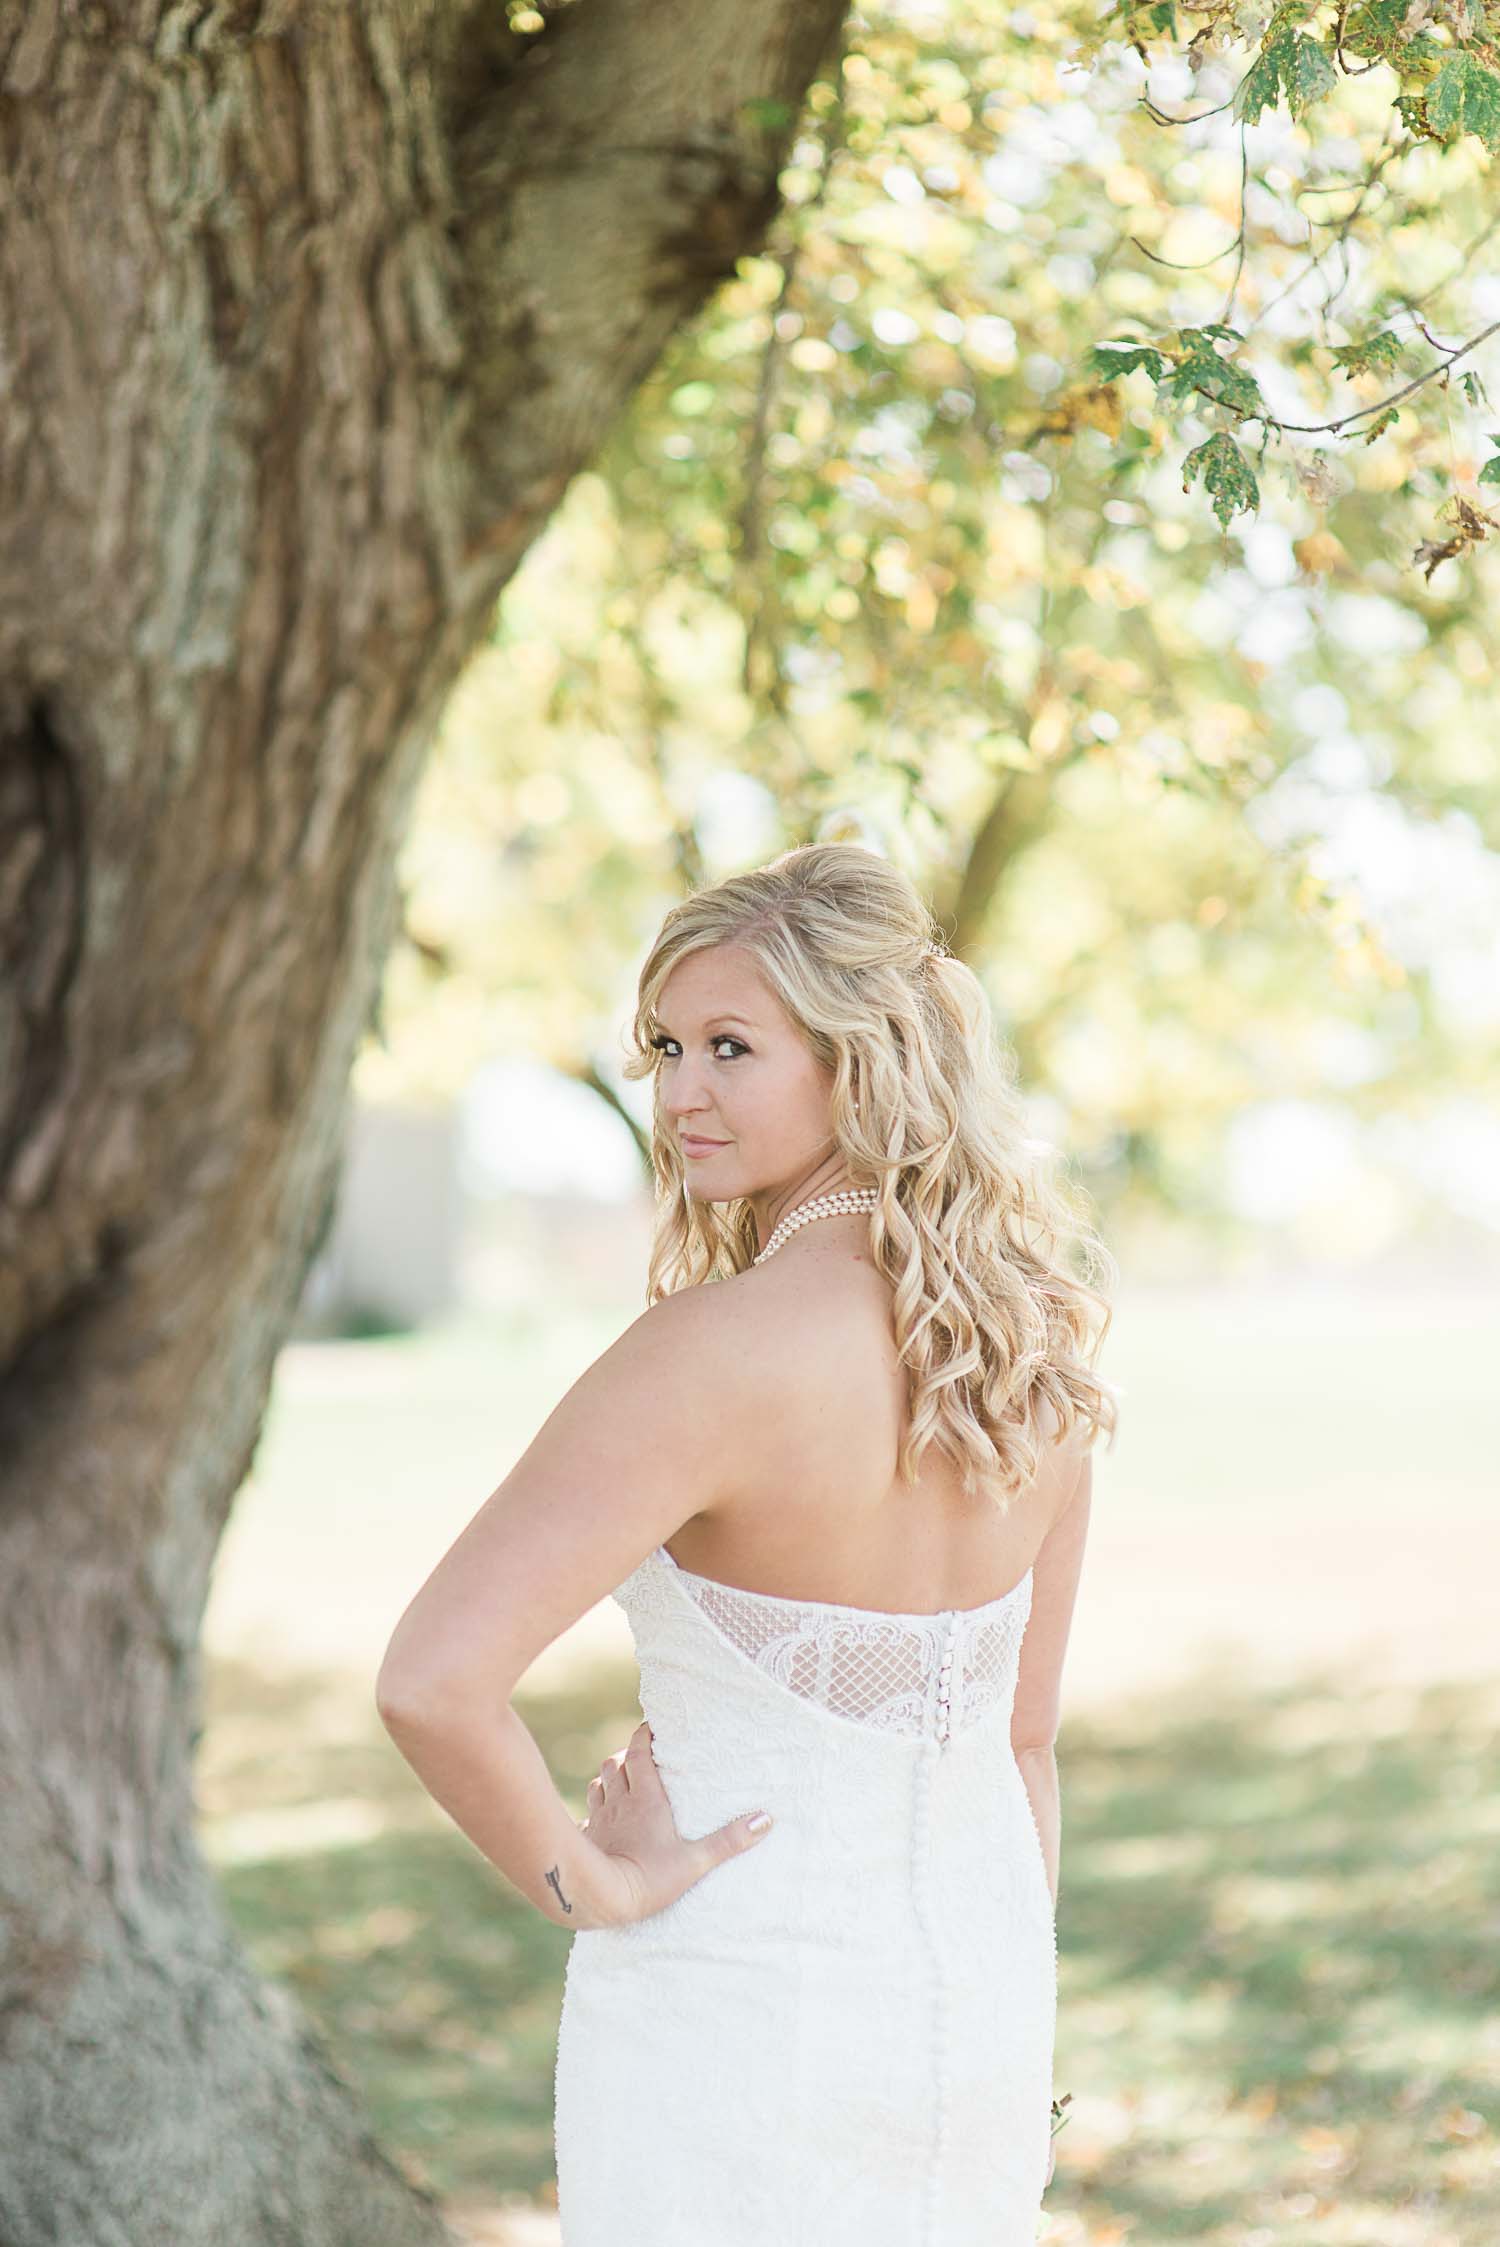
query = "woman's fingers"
(577, 1719, 771, 1926)
(589, 1732, 640, 1804)
(620, 1722, 653, 1788)
(586, 1727, 656, 1830)
(594, 1723, 649, 1799)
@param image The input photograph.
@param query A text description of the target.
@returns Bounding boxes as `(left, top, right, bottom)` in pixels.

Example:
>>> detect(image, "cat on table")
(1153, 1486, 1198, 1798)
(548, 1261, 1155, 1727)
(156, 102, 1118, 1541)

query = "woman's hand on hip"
(579, 1721, 773, 1928)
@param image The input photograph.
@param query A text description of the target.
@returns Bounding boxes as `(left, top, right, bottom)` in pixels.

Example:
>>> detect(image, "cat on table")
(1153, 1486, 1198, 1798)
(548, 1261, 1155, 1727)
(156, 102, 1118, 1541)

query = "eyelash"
(649, 1034, 749, 1062)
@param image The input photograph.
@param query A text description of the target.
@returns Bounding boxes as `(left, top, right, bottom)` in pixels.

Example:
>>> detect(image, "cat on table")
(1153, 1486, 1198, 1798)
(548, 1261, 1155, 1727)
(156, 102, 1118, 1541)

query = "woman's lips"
(681, 1136, 728, 1155)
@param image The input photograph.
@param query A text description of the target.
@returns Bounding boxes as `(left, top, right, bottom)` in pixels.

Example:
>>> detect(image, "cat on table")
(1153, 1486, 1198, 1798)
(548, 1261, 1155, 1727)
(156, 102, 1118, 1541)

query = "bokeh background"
(198, 1, 1500, 2238)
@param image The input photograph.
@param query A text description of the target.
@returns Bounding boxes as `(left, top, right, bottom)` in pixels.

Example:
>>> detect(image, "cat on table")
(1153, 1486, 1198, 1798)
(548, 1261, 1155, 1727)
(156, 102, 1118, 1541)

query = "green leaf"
(1182, 431, 1260, 527)
(1395, 90, 1432, 139)
(1479, 438, 1500, 487)
(1084, 0, 1180, 49)
(1165, 330, 1266, 418)
(1090, 343, 1169, 385)
(1342, 0, 1445, 61)
(1278, 31, 1339, 119)
(1330, 329, 1405, 378)
(1427, 52, 1500, 152)
(1235, 26, 1339, 126)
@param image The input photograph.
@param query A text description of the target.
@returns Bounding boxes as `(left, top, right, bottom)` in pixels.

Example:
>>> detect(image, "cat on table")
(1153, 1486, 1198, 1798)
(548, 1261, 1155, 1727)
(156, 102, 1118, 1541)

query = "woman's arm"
(377, 1690, 621, 1930)
(1010, 1441, 1093, 1912)
(374, 1285, 768, 1926)
(1016, 1743, 1060, 1908)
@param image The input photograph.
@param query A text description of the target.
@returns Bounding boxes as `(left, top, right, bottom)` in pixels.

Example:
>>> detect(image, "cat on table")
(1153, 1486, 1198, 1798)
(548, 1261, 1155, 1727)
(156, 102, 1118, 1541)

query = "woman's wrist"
(556, 1832, 633, 1931)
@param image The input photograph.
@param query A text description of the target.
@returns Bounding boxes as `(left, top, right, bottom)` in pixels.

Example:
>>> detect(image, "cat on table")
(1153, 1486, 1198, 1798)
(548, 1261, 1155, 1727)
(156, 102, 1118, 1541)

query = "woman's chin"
(684, 1172, 749, 1203)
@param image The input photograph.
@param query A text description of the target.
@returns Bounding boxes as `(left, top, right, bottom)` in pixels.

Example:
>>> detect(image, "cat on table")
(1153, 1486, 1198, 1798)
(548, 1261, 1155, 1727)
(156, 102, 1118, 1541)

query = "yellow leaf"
(1029, 697, 1070, 758)
(1032, 383, 1124, 442)
(1293, 531, 1355, 579)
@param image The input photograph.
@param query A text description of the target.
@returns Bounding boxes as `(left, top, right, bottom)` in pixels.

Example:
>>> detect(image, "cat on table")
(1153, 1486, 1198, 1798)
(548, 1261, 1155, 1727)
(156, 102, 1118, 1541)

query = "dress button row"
(935, 1615, 960, 1743)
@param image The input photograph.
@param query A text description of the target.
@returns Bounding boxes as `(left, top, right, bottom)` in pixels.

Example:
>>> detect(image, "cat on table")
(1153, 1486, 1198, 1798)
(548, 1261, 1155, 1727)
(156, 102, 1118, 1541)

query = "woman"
(377, 840, 1119, 2246)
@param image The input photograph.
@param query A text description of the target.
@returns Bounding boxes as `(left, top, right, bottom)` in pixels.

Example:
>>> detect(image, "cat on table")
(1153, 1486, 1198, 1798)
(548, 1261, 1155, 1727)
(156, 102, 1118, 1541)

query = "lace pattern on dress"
(649, 1545, 1031, 1740)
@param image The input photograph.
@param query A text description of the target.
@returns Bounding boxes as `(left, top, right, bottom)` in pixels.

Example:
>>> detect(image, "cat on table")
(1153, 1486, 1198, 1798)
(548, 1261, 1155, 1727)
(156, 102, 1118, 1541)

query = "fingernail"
(747, 1811, 772, 1832)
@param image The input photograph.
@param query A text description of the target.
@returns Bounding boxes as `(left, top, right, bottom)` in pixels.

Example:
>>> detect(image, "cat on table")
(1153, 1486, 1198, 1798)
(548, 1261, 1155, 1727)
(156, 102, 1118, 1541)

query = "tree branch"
(573, 1057, 654, 1181)
(444, 0, 849, 559)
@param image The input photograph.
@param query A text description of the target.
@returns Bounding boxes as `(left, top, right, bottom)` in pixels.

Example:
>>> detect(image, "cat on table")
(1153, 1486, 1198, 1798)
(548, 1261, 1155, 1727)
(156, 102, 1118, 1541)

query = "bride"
(377, 839, 1119, 2244)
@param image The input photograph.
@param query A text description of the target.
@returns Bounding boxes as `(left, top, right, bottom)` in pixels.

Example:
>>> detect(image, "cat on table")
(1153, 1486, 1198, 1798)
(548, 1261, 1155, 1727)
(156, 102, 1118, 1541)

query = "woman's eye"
(649, 1035, 747, 1061)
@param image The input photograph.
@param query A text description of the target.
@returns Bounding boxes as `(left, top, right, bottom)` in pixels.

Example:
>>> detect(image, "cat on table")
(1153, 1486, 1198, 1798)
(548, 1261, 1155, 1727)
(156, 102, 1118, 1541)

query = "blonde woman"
(377, 840, 1119, 2246)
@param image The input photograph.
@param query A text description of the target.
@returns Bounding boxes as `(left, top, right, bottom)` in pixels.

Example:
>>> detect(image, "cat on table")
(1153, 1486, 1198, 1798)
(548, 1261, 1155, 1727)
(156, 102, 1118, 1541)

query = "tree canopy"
(357, 2, 1498, 1269)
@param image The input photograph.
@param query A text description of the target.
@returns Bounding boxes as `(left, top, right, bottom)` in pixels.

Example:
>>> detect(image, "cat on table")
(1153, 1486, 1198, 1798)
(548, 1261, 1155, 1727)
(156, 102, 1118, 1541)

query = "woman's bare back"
(664, 1237, 1085, 1616)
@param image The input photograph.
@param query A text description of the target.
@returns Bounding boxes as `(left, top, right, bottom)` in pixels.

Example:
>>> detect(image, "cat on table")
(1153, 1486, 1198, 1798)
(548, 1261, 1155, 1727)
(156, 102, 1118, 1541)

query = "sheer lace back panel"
(651, 1544, 1032, 1742)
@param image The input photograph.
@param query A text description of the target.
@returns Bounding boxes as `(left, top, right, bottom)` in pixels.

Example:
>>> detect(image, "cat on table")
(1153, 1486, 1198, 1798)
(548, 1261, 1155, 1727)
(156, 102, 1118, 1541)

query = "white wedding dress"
(552, 1539, 1057, 2245)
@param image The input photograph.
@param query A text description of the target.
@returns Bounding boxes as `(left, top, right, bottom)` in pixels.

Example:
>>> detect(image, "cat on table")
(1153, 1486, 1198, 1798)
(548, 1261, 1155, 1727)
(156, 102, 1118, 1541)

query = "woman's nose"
(663, 1072, 715, 1119)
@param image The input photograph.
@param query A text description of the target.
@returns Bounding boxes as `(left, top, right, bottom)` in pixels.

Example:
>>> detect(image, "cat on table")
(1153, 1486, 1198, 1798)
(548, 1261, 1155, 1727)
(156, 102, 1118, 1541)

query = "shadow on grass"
(200, 1647, 1500, 2246)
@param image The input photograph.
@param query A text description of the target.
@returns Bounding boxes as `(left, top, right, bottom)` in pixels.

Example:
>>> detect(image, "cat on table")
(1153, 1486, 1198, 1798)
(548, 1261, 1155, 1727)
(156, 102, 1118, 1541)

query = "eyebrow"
(654, 1015, 758, 1035)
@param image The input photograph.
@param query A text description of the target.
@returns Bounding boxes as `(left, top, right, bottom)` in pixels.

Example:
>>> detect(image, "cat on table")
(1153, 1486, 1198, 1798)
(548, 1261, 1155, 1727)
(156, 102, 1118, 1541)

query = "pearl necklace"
(752, 1187, 879, 1266)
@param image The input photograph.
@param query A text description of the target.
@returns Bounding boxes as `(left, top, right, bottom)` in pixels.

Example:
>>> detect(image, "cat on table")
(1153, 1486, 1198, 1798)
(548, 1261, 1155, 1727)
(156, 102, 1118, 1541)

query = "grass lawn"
(199, 1275, 1500, 2245)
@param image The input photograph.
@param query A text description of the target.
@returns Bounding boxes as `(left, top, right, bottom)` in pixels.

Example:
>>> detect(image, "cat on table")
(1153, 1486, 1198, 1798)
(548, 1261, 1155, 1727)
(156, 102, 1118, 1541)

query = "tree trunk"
(0, 4, 845, 2238)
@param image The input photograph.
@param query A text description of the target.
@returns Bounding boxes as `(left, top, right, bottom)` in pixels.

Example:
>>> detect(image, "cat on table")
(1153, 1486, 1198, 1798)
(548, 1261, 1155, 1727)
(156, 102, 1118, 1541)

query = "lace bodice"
(633, 1542, 1032, 1743)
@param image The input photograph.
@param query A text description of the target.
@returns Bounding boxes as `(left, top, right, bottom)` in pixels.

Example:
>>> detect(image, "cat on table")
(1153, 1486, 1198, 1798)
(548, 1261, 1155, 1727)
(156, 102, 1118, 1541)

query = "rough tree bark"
(0, 3, 847, 2239)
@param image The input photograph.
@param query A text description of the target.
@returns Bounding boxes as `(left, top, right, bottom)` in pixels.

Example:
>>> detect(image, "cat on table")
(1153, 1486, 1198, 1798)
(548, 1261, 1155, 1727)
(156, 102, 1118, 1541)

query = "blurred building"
(295, 1097, 463, 1335)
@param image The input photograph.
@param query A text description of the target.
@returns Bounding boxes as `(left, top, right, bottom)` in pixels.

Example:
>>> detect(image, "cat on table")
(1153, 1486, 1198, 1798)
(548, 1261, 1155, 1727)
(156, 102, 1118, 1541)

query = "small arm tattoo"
(544, 1862, 573, 1914)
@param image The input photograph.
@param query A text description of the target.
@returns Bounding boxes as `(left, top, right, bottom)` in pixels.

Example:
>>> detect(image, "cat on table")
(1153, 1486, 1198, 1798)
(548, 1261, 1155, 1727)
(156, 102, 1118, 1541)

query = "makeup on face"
(652, 997, 761, 1156)
(654, 951, 836, 1205)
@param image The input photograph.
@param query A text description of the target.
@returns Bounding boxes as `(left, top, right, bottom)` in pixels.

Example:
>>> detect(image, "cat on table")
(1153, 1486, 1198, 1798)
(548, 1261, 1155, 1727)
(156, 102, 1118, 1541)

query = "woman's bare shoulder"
(636, 1265, 807, 1375)
(656, 1256, 869, 1406)
(1029, 1389, 1095, 1509)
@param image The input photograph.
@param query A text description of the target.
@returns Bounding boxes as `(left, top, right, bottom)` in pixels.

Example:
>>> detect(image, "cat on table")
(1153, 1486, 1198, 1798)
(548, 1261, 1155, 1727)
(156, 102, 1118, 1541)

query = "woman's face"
(653, 944, 839, 1203)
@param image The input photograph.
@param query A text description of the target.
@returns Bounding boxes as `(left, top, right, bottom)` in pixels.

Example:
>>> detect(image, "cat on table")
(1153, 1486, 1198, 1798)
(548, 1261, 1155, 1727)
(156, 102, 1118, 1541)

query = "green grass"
(1048, 1666, 1500, 2243)
(201, 1644, 1500, 2243)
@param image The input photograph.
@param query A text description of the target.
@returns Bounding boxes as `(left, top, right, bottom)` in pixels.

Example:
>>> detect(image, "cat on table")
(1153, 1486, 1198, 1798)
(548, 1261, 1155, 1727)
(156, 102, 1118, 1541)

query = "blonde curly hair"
(620, 841, 1121, 1507)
